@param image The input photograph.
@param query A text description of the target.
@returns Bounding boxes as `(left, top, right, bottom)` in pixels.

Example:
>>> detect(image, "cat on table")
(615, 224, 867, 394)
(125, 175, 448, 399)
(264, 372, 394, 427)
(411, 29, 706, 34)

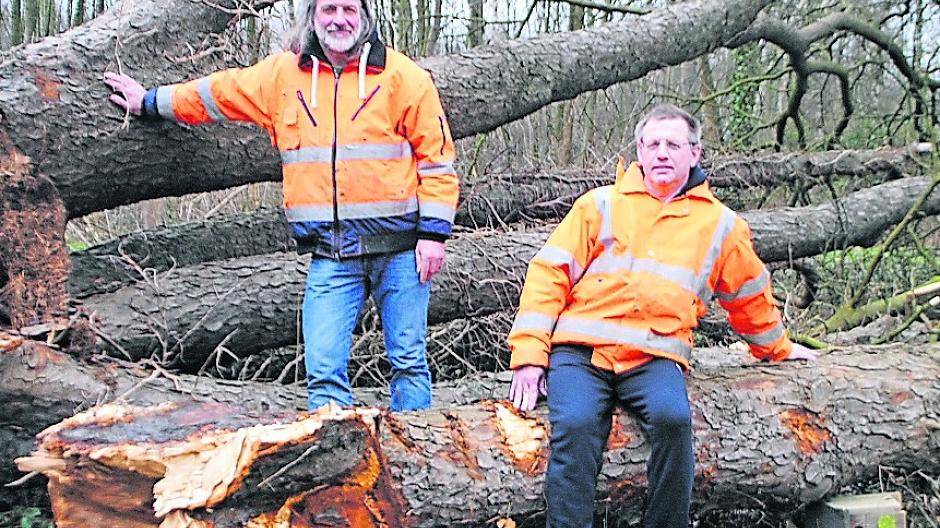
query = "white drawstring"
(309, 57, 319, 109)
(358, 42, 372, 99)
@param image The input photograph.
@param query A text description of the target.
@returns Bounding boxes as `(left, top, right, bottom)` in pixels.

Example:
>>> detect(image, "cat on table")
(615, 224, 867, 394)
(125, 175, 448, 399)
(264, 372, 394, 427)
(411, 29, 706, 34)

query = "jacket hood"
(298, 21, 385, 69)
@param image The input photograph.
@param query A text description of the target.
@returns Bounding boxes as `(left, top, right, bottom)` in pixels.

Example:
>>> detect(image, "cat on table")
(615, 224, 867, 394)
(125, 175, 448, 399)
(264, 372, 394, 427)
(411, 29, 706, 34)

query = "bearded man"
(104, 0, 459, 412)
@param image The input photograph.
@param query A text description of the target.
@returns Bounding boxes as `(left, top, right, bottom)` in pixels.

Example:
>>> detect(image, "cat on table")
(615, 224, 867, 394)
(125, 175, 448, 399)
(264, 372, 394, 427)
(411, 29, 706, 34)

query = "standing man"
(507, 104, 816, 527)
(104, 0, 459, 412)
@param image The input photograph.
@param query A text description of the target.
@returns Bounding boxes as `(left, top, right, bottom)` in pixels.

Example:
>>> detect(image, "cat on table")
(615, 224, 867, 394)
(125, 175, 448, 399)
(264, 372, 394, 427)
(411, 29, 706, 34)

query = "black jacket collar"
(298, 28, 386, 70)
(679, 164, 708, 196)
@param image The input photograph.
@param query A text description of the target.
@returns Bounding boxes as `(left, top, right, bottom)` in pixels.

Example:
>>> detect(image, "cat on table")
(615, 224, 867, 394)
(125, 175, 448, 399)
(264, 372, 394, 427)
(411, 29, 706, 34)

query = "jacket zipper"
(330, 66, 342, 259)
(438, 116, 447, 155)
(351, 85, 381, 121)
(296, 90, 318, 127)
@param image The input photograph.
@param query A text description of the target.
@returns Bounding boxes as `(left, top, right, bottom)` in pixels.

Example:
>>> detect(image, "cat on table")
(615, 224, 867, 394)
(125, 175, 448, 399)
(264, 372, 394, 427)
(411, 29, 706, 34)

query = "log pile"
(14, 344, 940, 527)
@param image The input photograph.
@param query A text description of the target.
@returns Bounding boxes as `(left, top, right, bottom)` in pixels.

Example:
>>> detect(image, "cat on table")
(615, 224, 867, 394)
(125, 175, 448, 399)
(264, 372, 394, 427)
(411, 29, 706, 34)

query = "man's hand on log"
(785, 343, 818, 361)
(509, 365, 547, 411)
(104, 72, 145, 115)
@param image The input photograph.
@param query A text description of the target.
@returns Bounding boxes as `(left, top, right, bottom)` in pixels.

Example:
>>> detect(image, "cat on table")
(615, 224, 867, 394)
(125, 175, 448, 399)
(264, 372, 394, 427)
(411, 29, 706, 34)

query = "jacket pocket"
(276, 106, 302, 151)
(637, 278, 696, 336)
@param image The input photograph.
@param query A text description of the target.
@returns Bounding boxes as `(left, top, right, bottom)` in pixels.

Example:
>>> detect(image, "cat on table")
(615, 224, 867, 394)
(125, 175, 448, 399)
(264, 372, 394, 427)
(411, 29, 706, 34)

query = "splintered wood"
(12, 347, 940, 527)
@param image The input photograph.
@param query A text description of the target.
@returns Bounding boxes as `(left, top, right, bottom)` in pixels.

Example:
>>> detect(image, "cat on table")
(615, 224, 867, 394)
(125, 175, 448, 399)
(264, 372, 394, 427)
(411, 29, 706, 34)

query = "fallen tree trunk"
(0, 0, 770, 219)
(14, 344, 940, 527)
(81, 176, 940, 362)
(0, 0, 262, 327)
(0, 333, 505, 503)
(69, 146, 930, 298)
(0, 0, 768, 327)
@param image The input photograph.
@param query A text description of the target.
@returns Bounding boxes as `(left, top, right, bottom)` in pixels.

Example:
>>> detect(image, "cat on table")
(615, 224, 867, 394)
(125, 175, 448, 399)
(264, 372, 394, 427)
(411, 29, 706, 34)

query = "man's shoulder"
(571, 185, 615, 211)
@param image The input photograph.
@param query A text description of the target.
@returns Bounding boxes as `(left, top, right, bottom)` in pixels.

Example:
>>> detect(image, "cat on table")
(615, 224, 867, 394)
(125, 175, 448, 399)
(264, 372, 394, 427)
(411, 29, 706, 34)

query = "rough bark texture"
(80, 176, 940, 363)
(69, 207, 291, 298)
(0, 0, 770, 219)
(67, 146, 929, 299)
(0, 147, 69, 327)
(0, 0, 254, 327)
(14, 344, 940, 527)
(0, 0, 262, 220)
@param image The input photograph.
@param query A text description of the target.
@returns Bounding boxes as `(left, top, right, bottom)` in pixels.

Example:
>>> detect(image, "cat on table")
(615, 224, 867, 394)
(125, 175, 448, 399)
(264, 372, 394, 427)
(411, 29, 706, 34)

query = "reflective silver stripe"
(282, 146, 332, 165)
(510, 311, 557, 335)
(419, 201, 456, 223)
(580, 191, 736, 305)
(554, 316, 692, 360)
(156, 86, 176, 121)
(717, 268, 770, 302)
(634, 258, 697, 292)
(534, 245, 584, 282)
(584, 252, 697, 293)
(417, 160, 456, 175)
(285, 197, 419, 222)
(740, 322, 784, 346)
(197, 78, 225, 122)
(695, 207, 738, 305)
(339, 141, 412, 161)
(281, 142, 413, 165)
(593, 186, 614, 248)
(285, 204, 332, 222)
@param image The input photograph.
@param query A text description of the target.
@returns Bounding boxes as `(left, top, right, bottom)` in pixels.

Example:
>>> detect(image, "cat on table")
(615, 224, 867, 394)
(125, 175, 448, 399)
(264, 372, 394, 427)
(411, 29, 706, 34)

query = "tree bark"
(14, 344, 940, 527)
(77, 176, 940, 363)
(68, 147, 929, 299)
(0, 0, 254, 326)
(0, 0, 771, 219)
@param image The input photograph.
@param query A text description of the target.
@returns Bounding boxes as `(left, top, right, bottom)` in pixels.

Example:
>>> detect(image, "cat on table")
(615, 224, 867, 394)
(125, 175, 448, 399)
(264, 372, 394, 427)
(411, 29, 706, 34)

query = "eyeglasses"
(639, 138, 697, 152)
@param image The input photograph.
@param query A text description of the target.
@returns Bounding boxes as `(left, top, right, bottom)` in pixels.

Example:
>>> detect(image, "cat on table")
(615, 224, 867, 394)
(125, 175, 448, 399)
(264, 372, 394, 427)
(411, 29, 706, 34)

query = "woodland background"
(0, 0, 937, 526)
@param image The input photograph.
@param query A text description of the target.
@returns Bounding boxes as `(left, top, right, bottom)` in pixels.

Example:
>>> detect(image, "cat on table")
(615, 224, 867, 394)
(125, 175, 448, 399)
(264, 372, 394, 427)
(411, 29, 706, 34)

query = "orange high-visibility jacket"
(508, 161, 792, 373)
(150, 32, 458, 258)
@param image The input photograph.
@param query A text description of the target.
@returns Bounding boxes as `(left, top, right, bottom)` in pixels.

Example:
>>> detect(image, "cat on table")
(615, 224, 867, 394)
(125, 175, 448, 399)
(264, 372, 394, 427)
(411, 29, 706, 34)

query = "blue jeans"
(302, 250, 432, 412)
(546, 345, 694, 528)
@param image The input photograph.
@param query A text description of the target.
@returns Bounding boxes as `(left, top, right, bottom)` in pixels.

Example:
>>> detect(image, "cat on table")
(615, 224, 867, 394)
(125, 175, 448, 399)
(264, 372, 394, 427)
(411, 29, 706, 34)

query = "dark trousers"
(545, 346, 694, 528)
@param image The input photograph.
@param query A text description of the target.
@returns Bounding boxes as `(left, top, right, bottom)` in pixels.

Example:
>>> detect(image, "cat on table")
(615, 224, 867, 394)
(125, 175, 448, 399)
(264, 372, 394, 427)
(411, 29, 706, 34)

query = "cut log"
(68, 146, 930, 298)
(14, 344, 940, 527)
(0, 0, 770, 219)
(81, 177, 940, 363)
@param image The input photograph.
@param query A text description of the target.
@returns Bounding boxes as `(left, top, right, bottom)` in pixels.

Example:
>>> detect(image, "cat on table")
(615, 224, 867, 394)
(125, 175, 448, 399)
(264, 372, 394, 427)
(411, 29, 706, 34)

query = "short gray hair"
(634, 103, 702, 147)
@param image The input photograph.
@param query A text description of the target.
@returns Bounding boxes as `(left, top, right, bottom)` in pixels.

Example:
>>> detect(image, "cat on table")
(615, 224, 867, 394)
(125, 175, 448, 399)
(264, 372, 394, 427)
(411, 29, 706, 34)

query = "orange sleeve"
(507, 190, 602, 368)
(714, 218, 792, 361)
(157, 53, 281, 132)
(399, 71, 459, 239)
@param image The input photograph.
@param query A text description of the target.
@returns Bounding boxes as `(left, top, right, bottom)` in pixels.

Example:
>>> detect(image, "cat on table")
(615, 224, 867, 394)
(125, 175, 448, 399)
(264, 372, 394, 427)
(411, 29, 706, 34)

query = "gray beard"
(313, 23, 363, 57)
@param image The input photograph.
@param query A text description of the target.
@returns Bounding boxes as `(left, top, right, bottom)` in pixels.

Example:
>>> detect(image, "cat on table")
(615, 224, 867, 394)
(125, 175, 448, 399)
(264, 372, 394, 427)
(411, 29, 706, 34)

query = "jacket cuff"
(140, 87, 161, 120)
(417, 231, 449, 243)
(753, 337, 792, 362)
(509, 337, 551, 369)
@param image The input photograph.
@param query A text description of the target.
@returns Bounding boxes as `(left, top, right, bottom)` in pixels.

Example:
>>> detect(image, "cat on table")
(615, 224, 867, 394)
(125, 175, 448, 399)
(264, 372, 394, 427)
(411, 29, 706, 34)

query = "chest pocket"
(276, 106, 302, 151)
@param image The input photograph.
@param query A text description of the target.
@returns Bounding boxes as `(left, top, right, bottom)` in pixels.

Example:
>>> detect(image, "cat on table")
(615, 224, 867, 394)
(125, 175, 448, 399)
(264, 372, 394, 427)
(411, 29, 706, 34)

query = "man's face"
(635, 117, 702, 196)
(313, 0, 363, 54)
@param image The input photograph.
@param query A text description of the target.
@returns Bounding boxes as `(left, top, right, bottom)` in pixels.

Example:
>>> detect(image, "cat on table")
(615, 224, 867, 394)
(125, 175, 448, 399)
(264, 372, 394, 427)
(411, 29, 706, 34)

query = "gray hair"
(633, 103, 702, 147)
(286, 0, 375, 55)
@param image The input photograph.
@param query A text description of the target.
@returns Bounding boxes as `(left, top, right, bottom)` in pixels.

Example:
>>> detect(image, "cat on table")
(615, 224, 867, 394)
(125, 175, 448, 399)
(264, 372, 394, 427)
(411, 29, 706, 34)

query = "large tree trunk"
(1, 0, 768, 327)
(0, 332, 507, 500)
(0, 0, 771, 219)
(0, 0, 253, 326)
(68, 146, 930, 299)
(79, 176, 940, 363)
(14, 344, 940, 527)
